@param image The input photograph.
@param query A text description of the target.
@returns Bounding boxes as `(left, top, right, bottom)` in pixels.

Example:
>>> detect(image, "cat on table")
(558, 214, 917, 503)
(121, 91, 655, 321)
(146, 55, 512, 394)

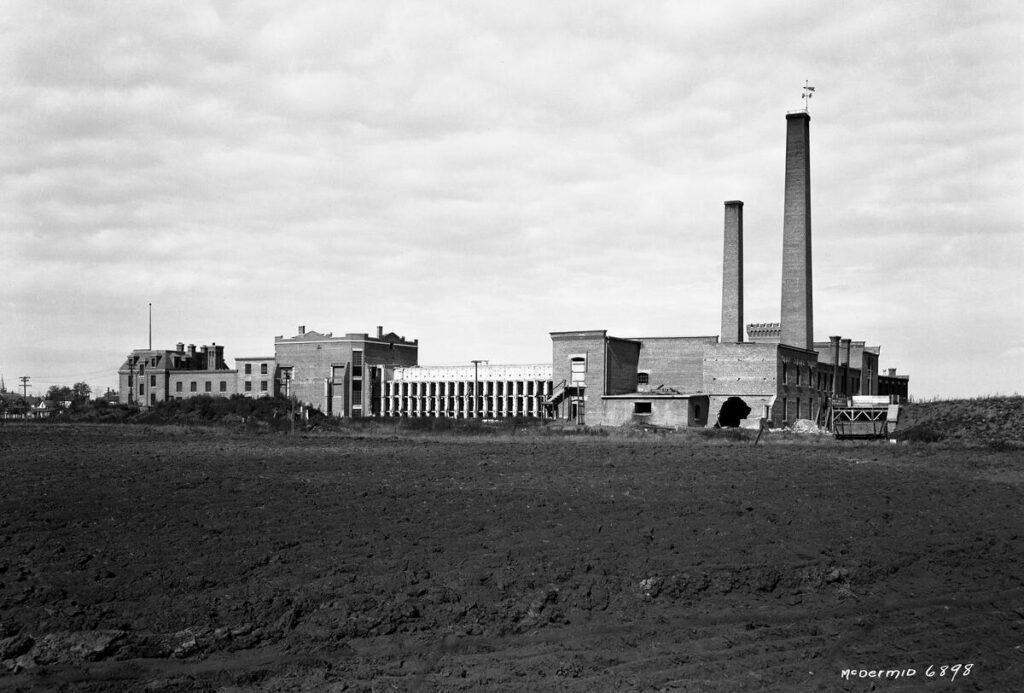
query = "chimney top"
(298, 326, 305, 335)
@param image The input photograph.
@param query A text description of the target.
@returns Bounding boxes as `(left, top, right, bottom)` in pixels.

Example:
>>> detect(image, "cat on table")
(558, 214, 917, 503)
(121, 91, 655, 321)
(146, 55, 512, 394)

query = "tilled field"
(1, 424, 1021, 691)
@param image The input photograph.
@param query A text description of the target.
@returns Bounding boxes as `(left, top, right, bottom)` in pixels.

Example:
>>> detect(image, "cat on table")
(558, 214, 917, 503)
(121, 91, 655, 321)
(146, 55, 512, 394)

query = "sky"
(1, 1, 1021, 399)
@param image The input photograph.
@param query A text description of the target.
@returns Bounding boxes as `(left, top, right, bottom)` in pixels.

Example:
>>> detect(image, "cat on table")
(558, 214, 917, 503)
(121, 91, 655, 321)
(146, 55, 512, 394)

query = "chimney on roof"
(720, 201, 744, 344)
(830, 336, 841, 395)
(888, 367, 896, 377)
(298, 326, 305, 335)
(176, 342, 184, 353)
(377, 326, 383, 339)
(841, 338, 852, 395)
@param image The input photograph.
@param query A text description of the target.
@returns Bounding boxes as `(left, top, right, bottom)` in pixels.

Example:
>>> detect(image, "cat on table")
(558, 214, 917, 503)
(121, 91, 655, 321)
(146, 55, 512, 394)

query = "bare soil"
(1, 423, 1021, 691)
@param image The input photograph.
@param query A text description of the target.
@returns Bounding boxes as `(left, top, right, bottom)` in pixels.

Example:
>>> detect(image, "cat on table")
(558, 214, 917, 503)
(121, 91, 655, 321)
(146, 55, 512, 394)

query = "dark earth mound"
(1, 423, 1021, 690)
(897, 396, 1024, 448)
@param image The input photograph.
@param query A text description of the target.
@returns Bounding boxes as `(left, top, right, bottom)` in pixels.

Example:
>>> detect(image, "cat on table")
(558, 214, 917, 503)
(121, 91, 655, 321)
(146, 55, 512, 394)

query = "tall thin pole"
(148, 303, 152, 350)
(470, 359, 487, 418)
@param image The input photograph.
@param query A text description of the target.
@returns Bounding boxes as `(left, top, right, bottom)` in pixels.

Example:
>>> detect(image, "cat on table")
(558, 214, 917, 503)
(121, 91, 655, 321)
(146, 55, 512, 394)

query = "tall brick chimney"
(780, 112, 813, 350)
(721, 201, 744, 343)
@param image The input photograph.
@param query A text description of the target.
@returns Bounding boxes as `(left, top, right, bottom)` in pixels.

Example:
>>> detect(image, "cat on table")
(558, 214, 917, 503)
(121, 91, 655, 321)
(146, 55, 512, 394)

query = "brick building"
(115, 108, 907, 426)
(544, 109, 908, 428)
(274, 326, 418, 417)
(235, 356, 278, 399)
(118, 342, 237, 406)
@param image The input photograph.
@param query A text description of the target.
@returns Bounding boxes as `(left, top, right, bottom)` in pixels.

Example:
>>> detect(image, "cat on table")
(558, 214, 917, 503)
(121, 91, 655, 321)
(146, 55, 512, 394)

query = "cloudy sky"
(1, 1, 1021, 399)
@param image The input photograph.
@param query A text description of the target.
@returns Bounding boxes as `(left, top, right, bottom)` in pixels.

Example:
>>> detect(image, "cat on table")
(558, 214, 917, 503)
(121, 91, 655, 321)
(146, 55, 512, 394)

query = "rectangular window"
(260, 381, 268, 392)
(570, 356, 586, 384)
(782, 363, 789, 384)
(219, 381, 227, 392)
(352, 350, 363, 377)
(190, 381, 197, 392)
(260, 363, 268, 375)
(139, 384, 144, 395)
(175, 382, 182, 393)
(637, 372, 649, 384)
(633, 402, 652, 414)
(244, 381, 252, 392)
(205, 381, 212, 392)
(352, 380, 363, 393)
(150, 374, 156, 387)
(244, 364, 252, 374)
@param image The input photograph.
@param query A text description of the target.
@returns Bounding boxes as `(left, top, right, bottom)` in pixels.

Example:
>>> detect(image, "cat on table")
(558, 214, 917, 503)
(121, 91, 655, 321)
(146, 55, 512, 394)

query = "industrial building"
(384, 363, 553, 418)
(542, 111, 909, 428)
(273, 326, 418, 417)
(116, 108, 908, 428)
(118, 327, 418, 414)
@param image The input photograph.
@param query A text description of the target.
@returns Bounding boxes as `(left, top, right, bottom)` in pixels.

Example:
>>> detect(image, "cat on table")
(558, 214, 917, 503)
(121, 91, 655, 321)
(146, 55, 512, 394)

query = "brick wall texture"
(780, 112, 813, 350)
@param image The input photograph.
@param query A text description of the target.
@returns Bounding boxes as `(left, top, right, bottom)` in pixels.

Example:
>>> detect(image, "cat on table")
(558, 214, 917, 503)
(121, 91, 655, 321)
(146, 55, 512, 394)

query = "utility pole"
(148, 303, 152, 350)
(470, 359, 487, 418)
(283, 371, 295, 434)
(19, 376, 30, 398)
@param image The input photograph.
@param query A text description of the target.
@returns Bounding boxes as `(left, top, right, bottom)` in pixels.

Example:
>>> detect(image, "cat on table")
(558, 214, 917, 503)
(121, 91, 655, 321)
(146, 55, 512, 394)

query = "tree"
(46, 385, 73, 403)
(44, 383, 92, 411)
(72, 382, 91, 401)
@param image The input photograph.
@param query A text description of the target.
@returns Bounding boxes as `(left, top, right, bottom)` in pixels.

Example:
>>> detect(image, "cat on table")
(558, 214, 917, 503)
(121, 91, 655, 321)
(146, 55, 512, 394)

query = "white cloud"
(0, 1, 1021, 398)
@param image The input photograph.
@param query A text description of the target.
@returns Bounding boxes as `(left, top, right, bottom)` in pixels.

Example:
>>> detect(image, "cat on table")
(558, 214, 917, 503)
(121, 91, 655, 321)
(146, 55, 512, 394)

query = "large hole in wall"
(716, 396, 751, 427)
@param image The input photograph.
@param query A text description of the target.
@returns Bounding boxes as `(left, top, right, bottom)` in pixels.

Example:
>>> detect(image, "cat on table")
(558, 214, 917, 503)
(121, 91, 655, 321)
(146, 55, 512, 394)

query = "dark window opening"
(637, 372, 649, 384)
(633, 402, 652, 414)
